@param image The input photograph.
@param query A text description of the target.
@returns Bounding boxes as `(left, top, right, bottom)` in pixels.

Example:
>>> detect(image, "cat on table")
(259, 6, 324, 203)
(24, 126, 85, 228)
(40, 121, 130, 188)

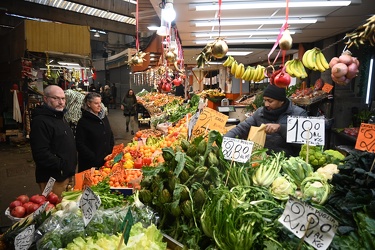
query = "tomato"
(134, 158, 143, 169)
(142, 157, 152, 166)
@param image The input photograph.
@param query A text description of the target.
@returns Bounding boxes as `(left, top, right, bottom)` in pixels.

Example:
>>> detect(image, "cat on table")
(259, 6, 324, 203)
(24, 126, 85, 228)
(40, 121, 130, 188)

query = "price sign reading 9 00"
(221, 137, 254, 163)
(279, 196, 338, 250)
(287, 116, 325, 146)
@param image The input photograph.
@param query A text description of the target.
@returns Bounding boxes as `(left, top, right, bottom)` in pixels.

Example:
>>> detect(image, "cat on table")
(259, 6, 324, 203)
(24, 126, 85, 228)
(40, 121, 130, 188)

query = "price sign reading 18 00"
(222, 137, 254, 163)
(287, 116, 325, 146)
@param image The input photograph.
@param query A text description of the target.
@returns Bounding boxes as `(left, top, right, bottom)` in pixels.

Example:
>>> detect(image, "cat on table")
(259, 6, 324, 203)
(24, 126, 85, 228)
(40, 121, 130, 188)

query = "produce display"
(329, 50, 360, 85)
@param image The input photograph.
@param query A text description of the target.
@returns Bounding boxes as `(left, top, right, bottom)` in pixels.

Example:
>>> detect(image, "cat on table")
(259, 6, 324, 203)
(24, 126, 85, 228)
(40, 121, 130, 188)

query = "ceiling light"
(58, 62, 81, 67)
(94, 32, 100, 38)
(148, 26, 160, 31)
(194, 18, 319, 27)
(191, 1, 351, 11)
(162, 0, 176, 23)
(195, 38, 277, 44)
(157, 26, 169, 36)
(194, 30, 299, 37)
(227, 51, 253, 56)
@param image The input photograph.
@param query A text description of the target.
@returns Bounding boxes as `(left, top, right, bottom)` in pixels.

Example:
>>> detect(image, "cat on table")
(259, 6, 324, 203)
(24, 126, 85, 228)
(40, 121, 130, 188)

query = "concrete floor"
(0, 107, 138, 231)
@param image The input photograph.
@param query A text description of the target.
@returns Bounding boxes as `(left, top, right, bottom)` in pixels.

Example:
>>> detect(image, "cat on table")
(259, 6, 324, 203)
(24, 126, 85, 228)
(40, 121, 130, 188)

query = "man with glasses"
(30, 85, 77, 198)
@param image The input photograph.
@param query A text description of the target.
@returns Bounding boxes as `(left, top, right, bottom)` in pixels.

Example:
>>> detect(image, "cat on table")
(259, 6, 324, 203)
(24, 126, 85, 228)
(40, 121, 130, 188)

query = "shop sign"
(279, 196, 338, 250)
(221, 137, 254, 163)
(355, 123, 375, 152)
(80, 187, 101, 226)
(287, 116, 325, 146)
(192, 107, 228, 138)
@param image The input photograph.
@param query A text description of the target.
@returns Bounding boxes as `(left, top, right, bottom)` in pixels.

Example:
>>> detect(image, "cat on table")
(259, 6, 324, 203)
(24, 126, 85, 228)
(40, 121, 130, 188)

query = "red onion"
(339, 54, 353, 65)
(329, 57, 340, 68)
(332, 63, 348, 78)
(346, 62, 359, 79)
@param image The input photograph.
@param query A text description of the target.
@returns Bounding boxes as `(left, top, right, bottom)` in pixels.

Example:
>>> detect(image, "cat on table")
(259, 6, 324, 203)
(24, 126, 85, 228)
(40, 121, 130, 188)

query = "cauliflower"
(269, 175, 297, 201)
(316, 164, 339, 180)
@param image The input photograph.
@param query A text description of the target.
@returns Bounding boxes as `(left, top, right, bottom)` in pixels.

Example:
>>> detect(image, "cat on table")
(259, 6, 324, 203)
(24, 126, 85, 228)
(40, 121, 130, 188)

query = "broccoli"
(36, 231, 63, 249)
(299, 145, 327, 170)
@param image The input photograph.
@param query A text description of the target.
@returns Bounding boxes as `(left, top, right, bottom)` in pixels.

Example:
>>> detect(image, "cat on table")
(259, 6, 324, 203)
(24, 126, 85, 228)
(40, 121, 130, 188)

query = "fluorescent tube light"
(227, 51, 253, 56)
(195, 39, 277, 44)
(194, 30, 299, 37)
(194, 18, 319, 27)
(192, 1, 351, 11)
(58, 62, 81, 67)
(366, 57, 374, 104)
(148, 26, 160, 31)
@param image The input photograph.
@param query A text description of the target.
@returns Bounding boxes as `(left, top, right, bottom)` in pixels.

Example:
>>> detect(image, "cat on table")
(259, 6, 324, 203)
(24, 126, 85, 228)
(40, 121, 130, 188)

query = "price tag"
(287, 116, 325, 146)
(80, 187, 101, 226)
(188, 111, 200, 140)
(15, 224, 35, 250)
(42, 177, 56, 197)
(279, 196, 338, 250)
(355, 123, 375, 152)
(221, 137, 254, 163)
(322, 83, 334, 93)
(120, 208, 134, 245)
(113, 152, 124, 163)
(33, 201, 48, 219)
(192, 107, 228, 138)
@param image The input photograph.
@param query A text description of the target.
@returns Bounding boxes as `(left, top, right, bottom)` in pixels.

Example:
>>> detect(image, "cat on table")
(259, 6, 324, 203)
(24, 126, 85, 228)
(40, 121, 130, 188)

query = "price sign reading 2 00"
(287, 116, 325, 146)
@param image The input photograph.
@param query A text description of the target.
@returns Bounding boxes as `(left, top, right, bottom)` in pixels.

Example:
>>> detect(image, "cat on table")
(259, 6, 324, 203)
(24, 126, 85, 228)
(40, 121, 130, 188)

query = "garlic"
(279, 29, 293, 50)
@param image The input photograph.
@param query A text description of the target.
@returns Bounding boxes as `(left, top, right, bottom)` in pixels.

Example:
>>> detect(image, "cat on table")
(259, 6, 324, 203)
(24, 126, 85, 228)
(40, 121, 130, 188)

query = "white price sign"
(80, 187, 101, 226)
(188, 111, 200, 139)
(42, 177, 56, 197)
(221, 137, 254, 163)
(15, 224, 35, 250)
(287, 116, 325, 146)
(279, 196, 338, 250)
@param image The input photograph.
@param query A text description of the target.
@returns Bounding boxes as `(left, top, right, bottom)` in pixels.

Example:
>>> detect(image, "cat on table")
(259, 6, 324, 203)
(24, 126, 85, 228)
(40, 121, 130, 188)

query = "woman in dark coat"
(76, 92, 114, 172)
(121, 89, 137, 135)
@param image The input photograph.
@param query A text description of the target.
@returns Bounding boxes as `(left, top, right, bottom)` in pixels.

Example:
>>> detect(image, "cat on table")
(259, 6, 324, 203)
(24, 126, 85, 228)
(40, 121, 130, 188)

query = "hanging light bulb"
(157, 9, 170, 36)
(162, 0, 176, 23)
(94, 31, 100, 38)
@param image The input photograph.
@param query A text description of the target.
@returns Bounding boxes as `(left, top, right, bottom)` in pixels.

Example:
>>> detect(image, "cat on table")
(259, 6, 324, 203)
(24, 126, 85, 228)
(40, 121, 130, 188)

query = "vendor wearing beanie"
(225, 84, 308, 157)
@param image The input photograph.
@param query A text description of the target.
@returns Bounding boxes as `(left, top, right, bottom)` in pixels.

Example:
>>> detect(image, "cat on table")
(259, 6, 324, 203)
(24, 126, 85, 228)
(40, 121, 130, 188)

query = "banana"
(252, 65, 260, 82)
(302, 49, 313, 69)
(284, 60, 295, 77)
(258, 66, 266, 82)
(231, 61, 238, 75)
(314, 51, 327, 72)
(306, 48, 318, 71)
(317, 50, 330, 70)
(242, 66, 251, 80)
(235, 63, 245, 78)
(223, 56, 234, 67)
(253, 65, 265, 82)
(247, 66, 256, 81)
(294, 59, 308, 78)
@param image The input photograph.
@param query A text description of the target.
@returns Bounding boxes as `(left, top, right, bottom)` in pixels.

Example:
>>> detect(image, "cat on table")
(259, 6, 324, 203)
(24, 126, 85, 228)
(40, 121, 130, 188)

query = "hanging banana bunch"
(345, 15, 375, 48)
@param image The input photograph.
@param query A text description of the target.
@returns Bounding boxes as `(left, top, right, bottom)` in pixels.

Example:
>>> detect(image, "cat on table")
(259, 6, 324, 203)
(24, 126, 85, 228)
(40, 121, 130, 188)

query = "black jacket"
(75, 109, 114, 172)
(30, 105, 77, 183)
(122, 95, 137, 116)
(225, 100, 308, 157)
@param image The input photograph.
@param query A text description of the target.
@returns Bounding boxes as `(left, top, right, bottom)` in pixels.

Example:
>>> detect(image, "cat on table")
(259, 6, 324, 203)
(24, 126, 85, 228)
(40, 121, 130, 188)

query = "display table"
(331, 129, 358, 148)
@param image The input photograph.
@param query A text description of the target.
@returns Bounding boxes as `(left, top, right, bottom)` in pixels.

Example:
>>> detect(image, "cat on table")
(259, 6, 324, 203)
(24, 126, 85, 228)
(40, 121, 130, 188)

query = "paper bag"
(247, 124, 266, 151)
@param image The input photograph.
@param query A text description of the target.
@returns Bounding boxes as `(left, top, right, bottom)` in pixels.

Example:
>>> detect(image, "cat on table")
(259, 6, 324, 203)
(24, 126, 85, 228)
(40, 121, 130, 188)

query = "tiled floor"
(0, 106, 139, 231)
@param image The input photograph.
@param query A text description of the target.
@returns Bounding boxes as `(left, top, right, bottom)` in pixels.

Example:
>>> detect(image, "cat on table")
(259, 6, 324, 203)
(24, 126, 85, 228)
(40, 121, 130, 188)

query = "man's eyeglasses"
(46, 96, 66, 102)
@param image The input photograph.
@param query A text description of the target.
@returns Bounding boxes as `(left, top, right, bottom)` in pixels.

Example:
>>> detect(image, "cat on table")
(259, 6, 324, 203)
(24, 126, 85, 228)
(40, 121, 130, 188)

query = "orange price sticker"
(355, 123, 375, 153)
(322, 83, 334, 93)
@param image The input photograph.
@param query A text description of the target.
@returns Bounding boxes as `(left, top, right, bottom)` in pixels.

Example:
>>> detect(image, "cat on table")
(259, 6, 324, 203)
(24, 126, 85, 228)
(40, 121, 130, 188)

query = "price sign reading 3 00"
(222, 137, 254, 163)
(287, 116, 325, 146)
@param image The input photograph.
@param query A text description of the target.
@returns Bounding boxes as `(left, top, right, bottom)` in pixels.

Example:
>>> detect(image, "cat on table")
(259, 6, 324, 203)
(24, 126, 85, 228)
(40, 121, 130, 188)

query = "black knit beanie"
(263, 84, 286, 101)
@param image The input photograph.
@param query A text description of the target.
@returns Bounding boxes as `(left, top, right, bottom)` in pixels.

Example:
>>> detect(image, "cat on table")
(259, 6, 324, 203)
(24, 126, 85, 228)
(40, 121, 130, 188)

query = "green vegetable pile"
(299, 144, 327, 169)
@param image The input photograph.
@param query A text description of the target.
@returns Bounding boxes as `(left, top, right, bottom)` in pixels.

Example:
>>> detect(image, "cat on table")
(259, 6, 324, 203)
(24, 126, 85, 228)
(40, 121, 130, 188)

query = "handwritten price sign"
(222, 137, 254, 163)
(80, 187, 101, 226)
(355, 123, 375, 152)
(279, 196, 338, 250)
(42, 177, 56, 197)
(192, 107, 228, 138)
(287, 116, 325, 146)
(15, 225, 35, 250)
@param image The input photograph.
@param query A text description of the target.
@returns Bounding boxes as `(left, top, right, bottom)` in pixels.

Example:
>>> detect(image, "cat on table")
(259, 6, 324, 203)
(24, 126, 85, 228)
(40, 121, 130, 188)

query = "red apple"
(9, 200, 23, 210)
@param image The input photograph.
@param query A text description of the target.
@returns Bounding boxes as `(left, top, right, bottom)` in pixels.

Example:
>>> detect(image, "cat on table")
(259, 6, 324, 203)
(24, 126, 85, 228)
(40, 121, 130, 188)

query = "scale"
(217, 106, 235, 112)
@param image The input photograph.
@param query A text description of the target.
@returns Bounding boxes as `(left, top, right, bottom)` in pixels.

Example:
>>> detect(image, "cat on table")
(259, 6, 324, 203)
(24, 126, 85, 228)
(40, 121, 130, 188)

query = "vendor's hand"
(265, 124, 280, 134)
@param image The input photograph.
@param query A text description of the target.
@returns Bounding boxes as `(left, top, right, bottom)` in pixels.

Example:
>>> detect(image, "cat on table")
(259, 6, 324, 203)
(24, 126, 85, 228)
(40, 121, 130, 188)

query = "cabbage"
(269, 175, 297, 201)
(300, 173, 331, 205)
